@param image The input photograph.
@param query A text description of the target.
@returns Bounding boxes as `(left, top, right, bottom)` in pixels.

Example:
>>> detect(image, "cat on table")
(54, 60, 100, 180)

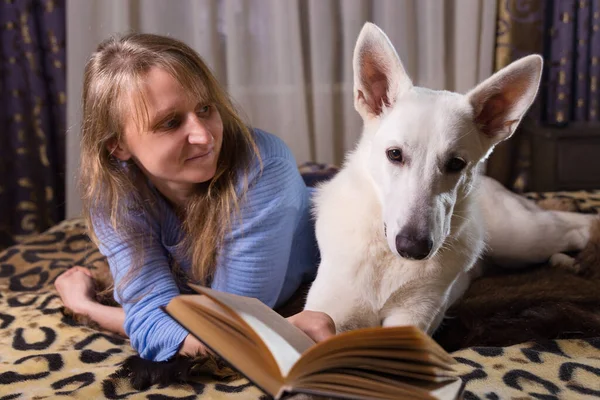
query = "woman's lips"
(186, 148, 213, 161)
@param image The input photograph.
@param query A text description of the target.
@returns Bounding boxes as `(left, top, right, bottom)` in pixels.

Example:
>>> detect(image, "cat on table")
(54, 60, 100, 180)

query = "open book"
(162, 284, 463, 400)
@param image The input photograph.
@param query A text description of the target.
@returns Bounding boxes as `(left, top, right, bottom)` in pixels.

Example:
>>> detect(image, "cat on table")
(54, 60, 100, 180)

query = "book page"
(189, 285, 315, 376)
(164, 296, 283, 396)
(287, 325, 461, 399)
(292, 371, 458, 400)
(430, 379, 463, 400)
(290, 325, 454, 380)
(292, 370, 461, 400)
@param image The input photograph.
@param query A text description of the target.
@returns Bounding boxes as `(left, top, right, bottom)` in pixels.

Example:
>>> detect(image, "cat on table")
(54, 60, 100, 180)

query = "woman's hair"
(80, 33, 259, 296)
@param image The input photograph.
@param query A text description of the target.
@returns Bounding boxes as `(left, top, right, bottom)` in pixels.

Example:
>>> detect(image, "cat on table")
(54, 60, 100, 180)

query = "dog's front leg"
(379, 280, 453, 335)
(303, 258, 377, 333)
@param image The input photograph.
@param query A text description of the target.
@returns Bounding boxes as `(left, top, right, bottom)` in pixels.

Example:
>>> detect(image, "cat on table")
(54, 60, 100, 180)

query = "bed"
(1, 164, 599, 399)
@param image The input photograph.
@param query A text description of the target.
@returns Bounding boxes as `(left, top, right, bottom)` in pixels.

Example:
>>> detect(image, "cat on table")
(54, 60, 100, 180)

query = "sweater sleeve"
(210, 156, 306, 307)
(92, 214, 189, 362)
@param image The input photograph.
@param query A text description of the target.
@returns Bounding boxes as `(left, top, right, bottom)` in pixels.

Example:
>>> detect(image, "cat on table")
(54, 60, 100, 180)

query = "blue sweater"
(93, 129, 319, 361)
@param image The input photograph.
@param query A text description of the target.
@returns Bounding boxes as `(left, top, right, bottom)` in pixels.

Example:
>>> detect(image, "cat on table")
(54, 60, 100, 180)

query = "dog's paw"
(551, 218, 600, 277)
(549, 253, 579, 273)
(113, 353, 243, 391)
(573, 217, 600, 277)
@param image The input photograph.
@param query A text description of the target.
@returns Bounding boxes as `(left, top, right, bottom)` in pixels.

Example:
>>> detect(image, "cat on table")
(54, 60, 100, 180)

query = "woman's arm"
(75, 300, 208, 356)
(211, 156, 308, 306)
(76, 300, 205, 356)
(211, 151, 335, 341)
(55, 266, 127, 336)
(55, 265, 207, 356)
(84, 302, 127, 336)
(92, 214, 197, 361)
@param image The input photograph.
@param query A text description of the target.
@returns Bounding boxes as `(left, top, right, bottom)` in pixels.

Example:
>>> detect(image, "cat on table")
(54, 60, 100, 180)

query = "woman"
(55, 33, 334, 362)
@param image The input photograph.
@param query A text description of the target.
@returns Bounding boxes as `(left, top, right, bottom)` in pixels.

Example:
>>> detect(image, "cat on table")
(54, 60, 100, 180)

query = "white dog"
(303, 22, 596, 335)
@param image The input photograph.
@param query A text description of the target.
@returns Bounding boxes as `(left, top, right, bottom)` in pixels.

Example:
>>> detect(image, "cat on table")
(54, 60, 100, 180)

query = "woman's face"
(113, 67, 224, 202)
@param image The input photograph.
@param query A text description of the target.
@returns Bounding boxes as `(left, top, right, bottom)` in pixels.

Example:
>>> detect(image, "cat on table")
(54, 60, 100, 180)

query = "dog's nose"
(395, 229, 433, 260)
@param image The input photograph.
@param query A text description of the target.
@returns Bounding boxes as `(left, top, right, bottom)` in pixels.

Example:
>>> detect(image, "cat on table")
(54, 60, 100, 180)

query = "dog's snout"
(395, 229, 433, 260)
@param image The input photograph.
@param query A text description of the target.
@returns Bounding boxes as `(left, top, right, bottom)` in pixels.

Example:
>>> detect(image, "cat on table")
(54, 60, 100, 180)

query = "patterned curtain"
(488, 0, 600, 191)
(486, 0, 546, 191)
(0, 0, 66, 250)
(543, 0, 600, 124)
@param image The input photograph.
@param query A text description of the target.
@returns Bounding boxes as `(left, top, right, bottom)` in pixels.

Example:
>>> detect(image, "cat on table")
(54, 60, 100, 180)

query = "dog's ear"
(467, 54, 543, 147)
(353, 22, 412, 121)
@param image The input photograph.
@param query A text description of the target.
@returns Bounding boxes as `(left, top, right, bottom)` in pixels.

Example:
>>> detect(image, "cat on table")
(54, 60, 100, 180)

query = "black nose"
(395, 228, 433, 260)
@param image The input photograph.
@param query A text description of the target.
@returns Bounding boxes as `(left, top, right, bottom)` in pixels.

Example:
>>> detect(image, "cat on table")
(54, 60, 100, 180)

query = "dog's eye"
(386, 148, 403, 163)
(446, 157, 467, 173)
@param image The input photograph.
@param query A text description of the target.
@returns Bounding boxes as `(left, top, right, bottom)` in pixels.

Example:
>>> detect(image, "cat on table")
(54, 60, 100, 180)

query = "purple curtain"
(542, 0, 600, 124)
(489, 0, 600, 192)
(590, 0, 600, 121)
(0, 0, 66, 249)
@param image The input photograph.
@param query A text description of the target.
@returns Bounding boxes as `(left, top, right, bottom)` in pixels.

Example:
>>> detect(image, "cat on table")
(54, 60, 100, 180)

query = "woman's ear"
(106, 137, 132, 161)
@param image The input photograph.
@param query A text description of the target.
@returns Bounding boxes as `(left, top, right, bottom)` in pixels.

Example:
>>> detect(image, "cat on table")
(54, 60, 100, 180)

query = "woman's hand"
(55, 266, 96, 315)
(287, 310, 336, 343)
(179, 334, 209, 358)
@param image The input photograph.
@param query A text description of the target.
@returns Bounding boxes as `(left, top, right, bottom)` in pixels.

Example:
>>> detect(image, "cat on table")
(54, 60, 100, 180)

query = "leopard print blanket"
(1, 165, 600, 399)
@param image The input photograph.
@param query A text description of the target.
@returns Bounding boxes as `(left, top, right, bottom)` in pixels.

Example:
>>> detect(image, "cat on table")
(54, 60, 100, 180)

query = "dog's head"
(353, 23, 542, 261)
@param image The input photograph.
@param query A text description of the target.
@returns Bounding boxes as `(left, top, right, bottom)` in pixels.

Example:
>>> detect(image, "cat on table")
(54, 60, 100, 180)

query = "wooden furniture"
(526, 122, 600, 192)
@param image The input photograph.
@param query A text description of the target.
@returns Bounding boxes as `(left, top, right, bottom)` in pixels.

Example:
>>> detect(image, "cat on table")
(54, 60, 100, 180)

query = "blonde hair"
(80, 33, 259, 295)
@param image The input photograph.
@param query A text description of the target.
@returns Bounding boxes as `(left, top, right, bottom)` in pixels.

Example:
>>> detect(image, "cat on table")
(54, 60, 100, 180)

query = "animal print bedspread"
(1, 177, 599, 398)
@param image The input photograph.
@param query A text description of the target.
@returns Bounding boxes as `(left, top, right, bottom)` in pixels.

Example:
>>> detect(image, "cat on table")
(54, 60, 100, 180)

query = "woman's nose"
(187, 115, 211, 145)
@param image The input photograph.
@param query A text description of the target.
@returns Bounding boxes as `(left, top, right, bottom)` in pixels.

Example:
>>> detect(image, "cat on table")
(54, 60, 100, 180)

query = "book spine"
(546, 0, 576, 125)
(590, 0, 600, 121)
(276, 386, 295, 400)
(575, 0, 591, 120)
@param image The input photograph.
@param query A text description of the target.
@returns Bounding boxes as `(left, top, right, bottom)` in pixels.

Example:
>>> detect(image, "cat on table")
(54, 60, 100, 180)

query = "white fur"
(303, 23, 596, 335)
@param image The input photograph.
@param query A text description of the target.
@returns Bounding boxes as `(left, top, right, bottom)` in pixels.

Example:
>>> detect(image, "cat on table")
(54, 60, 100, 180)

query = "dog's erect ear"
(353, 22, 412, 121)
(467, 54, 543, 146)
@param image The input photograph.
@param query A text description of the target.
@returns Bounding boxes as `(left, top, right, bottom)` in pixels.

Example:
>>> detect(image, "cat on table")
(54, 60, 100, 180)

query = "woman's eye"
(162, 118, 180, 130)
(197, 105, 211, 116)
